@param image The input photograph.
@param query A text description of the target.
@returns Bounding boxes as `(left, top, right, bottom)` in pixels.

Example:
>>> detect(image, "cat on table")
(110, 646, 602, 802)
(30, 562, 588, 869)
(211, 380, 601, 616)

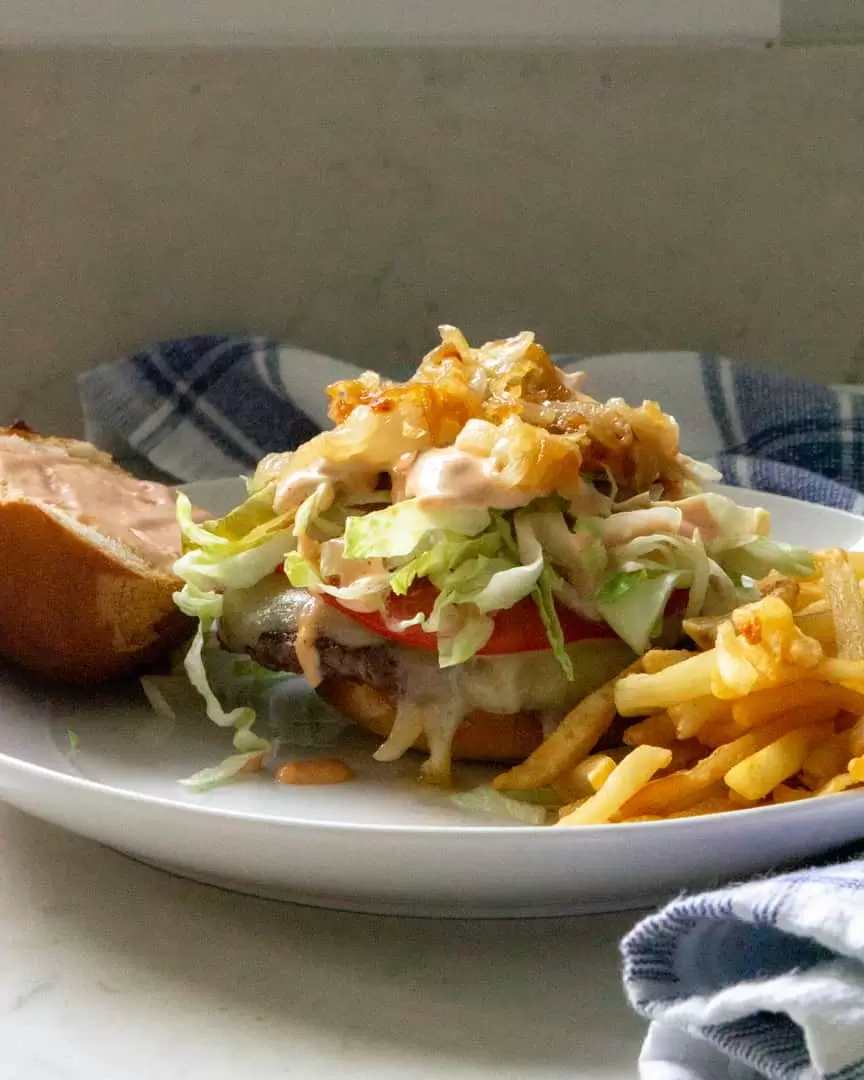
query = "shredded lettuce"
(597, 568, 649, 606)
(468, 514, 543, 612)
(674, 493, 770, 551)
(178, 618, 272, 788)
(180, 751, 266, 792)
(293, 481, 335, 537)
(140, 674, 197, 720)
(183, 621, 256, 732)
(204, 484, 278, 541)
(570, 518, 608, 576)
(435, 605, 495, 667)
(424, 555, 514, 622)
(612, 532, 698, 575)
(597, 568, 683, 655)
(142, 657, 290, 726)
(718, 537, 814, 582)
(173, 583, 224, 619)
(533, 566, 574, 679)
(413, 515, 548, 666)
(176, 489, 291, 555)
(367, 512, 544, 666)
(343, 499, 490, 559)
(230, 658, 293, 687)
(493, 512, 521, 559)
(175, 530, 296, 592)
(389, 531, 500, 596)
(283, 551, 390, 609)
(176, 491, 234, 552)
(451, 786, 548, 825)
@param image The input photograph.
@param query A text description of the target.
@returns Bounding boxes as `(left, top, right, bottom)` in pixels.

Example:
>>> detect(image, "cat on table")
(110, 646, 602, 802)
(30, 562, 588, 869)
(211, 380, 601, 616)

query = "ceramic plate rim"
(2, 739, 864, 839)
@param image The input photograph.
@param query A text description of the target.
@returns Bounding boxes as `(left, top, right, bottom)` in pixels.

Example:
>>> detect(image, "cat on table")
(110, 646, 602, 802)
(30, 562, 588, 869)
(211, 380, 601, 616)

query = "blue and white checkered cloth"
(78, 334, 864, 1080)
(623, 854, 864, 1080)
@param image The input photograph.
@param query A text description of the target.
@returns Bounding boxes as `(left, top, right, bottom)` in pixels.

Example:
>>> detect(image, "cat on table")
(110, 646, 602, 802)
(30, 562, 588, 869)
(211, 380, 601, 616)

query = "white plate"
(1, 480, 864, 919)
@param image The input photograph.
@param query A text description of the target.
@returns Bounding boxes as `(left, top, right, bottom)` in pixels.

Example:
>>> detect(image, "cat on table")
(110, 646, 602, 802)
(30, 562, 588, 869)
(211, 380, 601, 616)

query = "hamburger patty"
(244, 629, 399, 693)
(218, 578, 402, 691)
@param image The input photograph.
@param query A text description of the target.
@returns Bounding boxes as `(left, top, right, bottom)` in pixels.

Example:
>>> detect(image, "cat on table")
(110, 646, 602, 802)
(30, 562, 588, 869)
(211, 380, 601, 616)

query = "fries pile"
(494, 549, 864, 826)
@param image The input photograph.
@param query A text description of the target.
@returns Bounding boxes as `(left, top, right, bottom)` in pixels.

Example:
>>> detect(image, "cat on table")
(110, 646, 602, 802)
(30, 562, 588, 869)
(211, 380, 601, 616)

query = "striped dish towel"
(78, 335, 864, 512)
(622, 854, 864, 1080)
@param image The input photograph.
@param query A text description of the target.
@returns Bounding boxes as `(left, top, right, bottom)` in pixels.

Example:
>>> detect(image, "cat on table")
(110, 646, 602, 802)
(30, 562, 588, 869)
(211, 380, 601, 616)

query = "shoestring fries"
(491, 548, 864, 825)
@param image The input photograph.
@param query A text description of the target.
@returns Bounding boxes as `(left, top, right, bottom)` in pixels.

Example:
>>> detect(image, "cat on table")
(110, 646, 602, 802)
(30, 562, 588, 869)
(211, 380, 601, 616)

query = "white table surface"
(0, 801, 645, 1080)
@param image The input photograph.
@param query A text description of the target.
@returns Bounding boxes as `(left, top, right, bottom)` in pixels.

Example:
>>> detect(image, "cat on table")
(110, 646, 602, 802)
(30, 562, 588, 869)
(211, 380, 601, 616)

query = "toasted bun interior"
(318, 678, 545, 763)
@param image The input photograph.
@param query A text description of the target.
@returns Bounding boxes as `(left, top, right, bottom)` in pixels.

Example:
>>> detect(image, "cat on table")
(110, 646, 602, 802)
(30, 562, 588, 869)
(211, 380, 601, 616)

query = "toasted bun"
(0, 425, 192, 683)
(318, 678, 545, 763)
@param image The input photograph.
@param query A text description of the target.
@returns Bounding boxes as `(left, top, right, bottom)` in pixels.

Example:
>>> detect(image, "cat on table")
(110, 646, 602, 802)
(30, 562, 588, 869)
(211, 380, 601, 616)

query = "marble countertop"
(0, 802, 645, 1079)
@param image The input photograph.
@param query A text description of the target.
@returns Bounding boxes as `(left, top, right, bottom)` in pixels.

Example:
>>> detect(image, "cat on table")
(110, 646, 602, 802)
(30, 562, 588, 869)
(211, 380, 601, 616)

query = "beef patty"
(218, 579, 401, 692)
(241, 629, 399, 694)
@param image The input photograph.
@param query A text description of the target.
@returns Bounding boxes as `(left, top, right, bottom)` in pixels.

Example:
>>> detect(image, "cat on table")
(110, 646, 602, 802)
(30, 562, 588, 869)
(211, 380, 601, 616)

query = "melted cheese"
(219, 576, 635, 782)
(388, 639, 634, 783)
(219, 576, 384, 654)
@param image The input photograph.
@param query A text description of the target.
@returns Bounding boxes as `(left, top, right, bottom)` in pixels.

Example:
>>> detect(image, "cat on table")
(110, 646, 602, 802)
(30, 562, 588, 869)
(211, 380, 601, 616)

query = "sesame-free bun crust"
(0, 425, 192, 683)
(318, 678, 545, 763)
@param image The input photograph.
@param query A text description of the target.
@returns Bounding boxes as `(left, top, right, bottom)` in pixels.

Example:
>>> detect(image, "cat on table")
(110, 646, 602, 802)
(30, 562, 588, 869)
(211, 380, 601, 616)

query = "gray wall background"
(3, 45, 864, 435)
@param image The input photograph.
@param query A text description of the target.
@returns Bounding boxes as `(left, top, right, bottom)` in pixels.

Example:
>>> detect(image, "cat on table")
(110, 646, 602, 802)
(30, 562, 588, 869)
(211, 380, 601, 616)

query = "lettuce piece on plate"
(451, 786, 548, 825)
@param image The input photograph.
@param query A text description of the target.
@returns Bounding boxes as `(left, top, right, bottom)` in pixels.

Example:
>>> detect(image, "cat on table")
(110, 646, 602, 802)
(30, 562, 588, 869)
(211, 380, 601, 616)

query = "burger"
(173, 327, 811, 785)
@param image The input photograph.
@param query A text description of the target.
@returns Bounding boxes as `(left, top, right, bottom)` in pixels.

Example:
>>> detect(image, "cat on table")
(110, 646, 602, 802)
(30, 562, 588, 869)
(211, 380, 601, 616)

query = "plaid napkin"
(623, 855, 864, 1080)
(78, 333, 864, 1080)
(78, 335, 864, 513)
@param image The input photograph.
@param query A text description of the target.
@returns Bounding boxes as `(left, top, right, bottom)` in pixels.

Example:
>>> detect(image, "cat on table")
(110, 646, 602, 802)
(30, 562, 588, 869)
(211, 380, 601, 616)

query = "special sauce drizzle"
(0, 436, 187, 573)
(294, 595, 324, 688)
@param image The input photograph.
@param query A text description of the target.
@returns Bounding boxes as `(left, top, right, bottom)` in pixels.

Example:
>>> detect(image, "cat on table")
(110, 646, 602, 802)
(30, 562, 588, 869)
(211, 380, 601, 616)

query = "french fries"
(469, 548, 864, 827)
(801, 732, 851, 790)
(682, 614, 725, 651)
(668, 696, 732, 739)
(667, 795, 741, 818)
(818, 549, 864, 661)
(558, 746, 672, 826)
(818, 773, 859, 796)
(615, 652, 716, 715)
(731, 682, 837, 729)
(772, 783, 811, 803)
(757, 570, 800, 608)
(849, 716, 864, 758)
(724, 725, 831, 802)
(642, 649, 697, 674)
(493, 660, 644, 791)
(794, 603, 837, 647)
(622, 713, 678, 748)
(554, 753, 617, 800)
(695, 717, 750, 749)
(615, 717, 817, 819)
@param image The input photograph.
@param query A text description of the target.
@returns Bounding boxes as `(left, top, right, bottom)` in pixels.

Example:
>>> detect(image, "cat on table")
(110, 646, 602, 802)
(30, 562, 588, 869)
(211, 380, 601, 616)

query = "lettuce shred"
(451, 786, 549, 825)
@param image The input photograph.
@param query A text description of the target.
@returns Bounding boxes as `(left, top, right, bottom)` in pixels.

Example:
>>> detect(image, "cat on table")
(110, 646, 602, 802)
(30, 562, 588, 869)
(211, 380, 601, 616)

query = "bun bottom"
(317, 678, 545, 763)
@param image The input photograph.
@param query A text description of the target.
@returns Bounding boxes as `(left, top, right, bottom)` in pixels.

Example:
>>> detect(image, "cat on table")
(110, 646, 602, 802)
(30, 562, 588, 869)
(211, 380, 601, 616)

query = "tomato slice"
(319, 579, 619, 654)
